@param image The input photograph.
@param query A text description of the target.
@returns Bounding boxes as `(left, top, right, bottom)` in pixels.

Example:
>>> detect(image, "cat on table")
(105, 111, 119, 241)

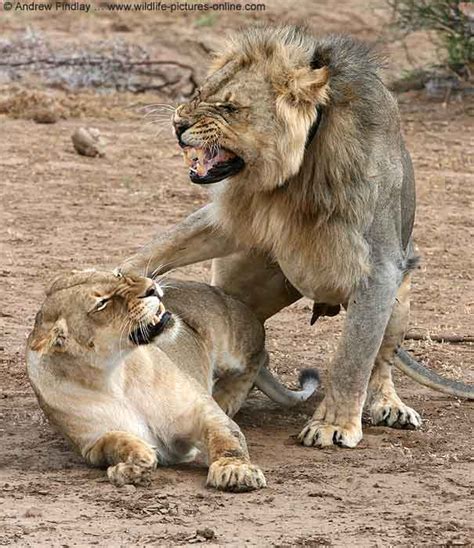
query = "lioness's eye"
(95, 298, 109, 312)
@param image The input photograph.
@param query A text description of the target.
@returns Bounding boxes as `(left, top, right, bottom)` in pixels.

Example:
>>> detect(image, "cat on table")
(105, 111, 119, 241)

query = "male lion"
(121, 26, 473, 449)
(26, 270, 318, 490)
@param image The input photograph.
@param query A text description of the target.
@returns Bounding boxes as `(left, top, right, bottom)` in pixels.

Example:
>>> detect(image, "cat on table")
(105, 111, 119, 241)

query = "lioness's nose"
(140, 285, 158, 299)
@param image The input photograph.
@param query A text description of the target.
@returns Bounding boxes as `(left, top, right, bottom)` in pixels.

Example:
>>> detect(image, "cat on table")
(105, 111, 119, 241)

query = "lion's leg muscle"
(367, 273, 421, 428)
(212, 251, 301, 322)
(85, 431, 157, 486)
(198, 401, 266, 492)
(120, 205, 238, 278)
(299, 260, 400, 448)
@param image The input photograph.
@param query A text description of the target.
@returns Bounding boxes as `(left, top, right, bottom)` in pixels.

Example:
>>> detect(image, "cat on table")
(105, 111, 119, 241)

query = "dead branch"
(0, 48, 198, 96)
(0, 58, 196, 72)
(405, 332, 474, 344)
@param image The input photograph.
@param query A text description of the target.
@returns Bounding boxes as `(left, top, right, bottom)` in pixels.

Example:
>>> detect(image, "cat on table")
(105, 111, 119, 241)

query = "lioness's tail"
(255, 367, 320, 407)
(395, 348, 474, 400)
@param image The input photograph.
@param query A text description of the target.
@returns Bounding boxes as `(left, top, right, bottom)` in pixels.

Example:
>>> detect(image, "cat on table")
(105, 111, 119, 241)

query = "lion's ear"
(30, 318, 68, 354)
(280, 66, 329, 106)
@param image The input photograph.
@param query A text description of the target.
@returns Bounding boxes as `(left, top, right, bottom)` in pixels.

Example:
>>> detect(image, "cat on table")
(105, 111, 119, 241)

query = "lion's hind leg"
(213, 350, 267, 418)
(366, 274, 421, 429)
(85, 431, 158, 487)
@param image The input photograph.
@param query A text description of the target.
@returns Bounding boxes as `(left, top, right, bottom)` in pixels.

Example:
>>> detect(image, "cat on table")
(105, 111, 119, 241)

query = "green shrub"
(388, 0, 473, 74)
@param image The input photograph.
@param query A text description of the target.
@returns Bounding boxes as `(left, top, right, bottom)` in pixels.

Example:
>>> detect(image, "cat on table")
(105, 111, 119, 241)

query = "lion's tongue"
(183, 147, 235, 177)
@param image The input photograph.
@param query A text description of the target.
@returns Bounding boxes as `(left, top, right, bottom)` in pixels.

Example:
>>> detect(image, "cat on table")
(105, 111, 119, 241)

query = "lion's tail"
(395, 348, 474, 400)
(255, 367, 320, 407)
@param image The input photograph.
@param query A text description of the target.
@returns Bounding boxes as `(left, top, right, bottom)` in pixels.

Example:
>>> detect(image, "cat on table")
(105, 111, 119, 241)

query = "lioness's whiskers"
(118, 317, 133, 360)
(157, 280, 181, 291)
(143, 253, 155, 279)
(151, 260, 178, 280)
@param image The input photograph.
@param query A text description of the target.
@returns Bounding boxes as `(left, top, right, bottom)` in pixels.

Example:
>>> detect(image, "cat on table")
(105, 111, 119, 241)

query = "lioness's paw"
(127, 445, 158, 469)
(370, 397, 421, 430)
(298, 420, 363, 448)
(215, 398, 240, 419)
(207, 458, 266, 493)
(107, 462, 153, 487)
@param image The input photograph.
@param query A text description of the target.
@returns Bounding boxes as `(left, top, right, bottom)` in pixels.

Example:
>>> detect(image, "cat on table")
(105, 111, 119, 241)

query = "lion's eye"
(223, 104, 238, 113)
(219, 102, 238, 114)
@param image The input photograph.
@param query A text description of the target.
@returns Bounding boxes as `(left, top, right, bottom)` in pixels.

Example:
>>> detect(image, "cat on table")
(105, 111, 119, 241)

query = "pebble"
(71, 127, 106, 157)
(24, 507, 42, 518)
(197, 528, 216, 540)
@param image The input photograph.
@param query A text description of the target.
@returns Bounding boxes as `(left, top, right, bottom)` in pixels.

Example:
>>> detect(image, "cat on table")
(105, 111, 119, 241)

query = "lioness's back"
(161, 279, 265, 355)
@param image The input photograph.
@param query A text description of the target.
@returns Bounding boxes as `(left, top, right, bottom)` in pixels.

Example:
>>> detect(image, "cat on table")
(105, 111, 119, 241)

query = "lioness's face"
(29, 270, 172, 364)
(173, 33, 328, 190)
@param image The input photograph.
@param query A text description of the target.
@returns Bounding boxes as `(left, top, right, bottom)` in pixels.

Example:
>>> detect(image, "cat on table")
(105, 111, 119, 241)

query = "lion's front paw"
(206, 458, 266, 493)
(370, 395, 421, 430)
(107, 462, 153, 487)
(298, 420, 363, 448)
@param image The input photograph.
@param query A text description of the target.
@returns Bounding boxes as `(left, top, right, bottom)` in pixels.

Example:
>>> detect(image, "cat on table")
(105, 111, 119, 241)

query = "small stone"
(72, 127, 106, 157)
(24, 507, 42, 518)
(111, 22, 132, 32)
(197, 528, 216, 540)
(31, 106, 59, 124)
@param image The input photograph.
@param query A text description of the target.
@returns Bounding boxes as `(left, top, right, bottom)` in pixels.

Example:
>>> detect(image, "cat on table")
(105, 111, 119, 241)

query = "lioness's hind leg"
(213, 351, 266, 418)
(367, 274, 421, 429)
(86, 431, 157, 487)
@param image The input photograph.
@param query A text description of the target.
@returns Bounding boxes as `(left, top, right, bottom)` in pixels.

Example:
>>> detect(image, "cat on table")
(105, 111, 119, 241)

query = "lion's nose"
(173, 119, 191, 143)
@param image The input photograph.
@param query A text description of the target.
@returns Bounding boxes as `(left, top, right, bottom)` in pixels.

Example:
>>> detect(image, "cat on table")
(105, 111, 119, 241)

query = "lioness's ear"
(279, 66, 329, 106)
(30, 318, 68, 354)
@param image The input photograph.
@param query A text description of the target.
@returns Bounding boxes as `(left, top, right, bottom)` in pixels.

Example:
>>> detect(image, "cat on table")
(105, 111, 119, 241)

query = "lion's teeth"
(196, 163, 207, 176)
(183, 147, 208, 176)
(183, 147, 197, 167)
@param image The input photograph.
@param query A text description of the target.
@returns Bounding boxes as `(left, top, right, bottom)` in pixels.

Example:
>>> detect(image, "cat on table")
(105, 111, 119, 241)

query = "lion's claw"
(370, 397, 421, 430)
(298, 420, 362, 448)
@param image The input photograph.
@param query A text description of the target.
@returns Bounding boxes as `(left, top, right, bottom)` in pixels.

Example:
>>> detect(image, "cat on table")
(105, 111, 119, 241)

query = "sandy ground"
(1, 2, 473, 546)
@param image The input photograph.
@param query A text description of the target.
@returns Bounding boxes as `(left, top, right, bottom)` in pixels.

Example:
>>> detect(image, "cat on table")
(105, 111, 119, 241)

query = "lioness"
(26, 270, 318, 491)
(121, 25, 473, 449)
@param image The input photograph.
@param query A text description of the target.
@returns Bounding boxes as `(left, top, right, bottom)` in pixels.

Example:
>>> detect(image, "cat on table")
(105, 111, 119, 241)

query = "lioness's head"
(28, 270, 173, 365)
(174, 25, 329, 190)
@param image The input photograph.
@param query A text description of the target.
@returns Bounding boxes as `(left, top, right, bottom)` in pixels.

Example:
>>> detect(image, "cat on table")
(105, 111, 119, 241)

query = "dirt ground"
(0, 2, 473, 546)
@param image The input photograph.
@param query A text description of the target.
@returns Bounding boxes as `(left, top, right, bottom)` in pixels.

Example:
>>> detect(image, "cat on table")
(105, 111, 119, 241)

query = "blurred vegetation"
(195, 13, 218, 27)
(388, 0, 473, 77)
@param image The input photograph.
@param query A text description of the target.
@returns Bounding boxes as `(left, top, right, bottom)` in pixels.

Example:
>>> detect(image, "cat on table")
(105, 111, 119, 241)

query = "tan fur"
(156, 27, 375, 301)
(121, 26, 422, 449)
(26, 270, 267, 491)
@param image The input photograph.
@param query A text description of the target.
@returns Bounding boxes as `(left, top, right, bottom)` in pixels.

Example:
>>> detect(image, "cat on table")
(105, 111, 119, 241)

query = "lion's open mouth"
(182, 146, 244, 185)
(129, 310, 173, 346)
